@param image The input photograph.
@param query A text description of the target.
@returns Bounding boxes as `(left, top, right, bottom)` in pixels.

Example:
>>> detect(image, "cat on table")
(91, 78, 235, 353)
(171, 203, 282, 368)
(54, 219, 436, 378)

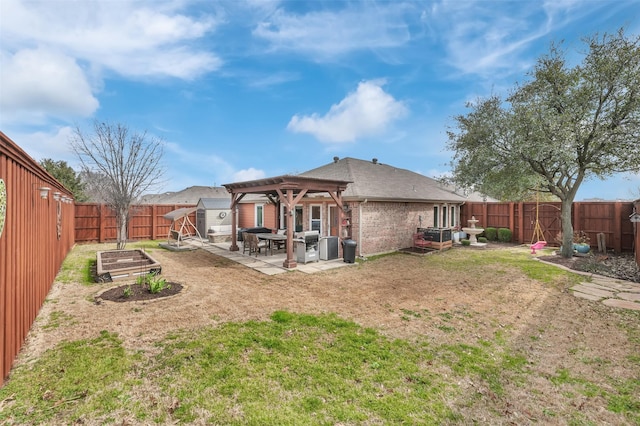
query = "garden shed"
(196, 197, 232, 242)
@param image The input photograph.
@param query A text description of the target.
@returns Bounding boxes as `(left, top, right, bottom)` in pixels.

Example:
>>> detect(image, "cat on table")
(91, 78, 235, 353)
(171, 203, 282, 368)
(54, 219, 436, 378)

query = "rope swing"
(530, 188, 547, 254)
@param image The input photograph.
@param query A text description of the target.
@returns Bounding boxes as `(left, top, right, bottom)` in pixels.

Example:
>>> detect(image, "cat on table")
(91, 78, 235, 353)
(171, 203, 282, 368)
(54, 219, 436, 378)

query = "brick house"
(228, 157, 470, 258)
(298, 157, 468, 256)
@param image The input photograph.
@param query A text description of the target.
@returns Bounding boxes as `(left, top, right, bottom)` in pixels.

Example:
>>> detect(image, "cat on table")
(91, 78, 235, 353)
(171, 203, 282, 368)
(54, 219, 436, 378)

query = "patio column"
(282, 189, 297, 268)
(229, 193, 241, 251)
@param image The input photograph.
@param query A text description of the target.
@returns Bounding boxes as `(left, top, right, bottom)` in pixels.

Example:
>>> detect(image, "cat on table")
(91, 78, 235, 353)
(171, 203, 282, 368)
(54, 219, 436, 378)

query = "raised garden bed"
(96, 249, 161, 282)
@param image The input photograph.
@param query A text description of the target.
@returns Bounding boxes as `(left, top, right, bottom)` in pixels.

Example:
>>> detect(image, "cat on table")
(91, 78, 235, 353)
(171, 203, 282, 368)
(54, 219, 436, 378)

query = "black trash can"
(342, 239, 357, 263)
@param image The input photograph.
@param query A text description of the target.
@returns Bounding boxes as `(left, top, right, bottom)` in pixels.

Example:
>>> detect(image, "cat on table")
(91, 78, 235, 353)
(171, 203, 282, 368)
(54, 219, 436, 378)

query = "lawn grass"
(1, 244, 637, 424)
(427, 245, 584, 286)
(0, 312, 531, 424)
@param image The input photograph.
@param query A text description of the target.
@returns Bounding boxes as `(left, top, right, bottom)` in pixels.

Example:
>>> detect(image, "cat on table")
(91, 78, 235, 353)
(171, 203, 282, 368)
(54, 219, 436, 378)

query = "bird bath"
(462, 216, 485, 245)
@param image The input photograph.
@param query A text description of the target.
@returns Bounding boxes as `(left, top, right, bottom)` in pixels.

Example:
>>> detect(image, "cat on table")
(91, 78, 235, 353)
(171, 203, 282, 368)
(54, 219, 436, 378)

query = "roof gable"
(300, 157, 467, 203)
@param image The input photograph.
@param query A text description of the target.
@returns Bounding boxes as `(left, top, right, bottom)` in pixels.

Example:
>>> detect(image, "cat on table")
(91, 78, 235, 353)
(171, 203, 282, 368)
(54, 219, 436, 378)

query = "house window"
(450, 206, 457, 228)
(433, 206, 439, 227)
(295, 206, 303, 232)
(310, 205, 321, 233)
(255, 204, 264, 227)
(442, 206, 448, 228)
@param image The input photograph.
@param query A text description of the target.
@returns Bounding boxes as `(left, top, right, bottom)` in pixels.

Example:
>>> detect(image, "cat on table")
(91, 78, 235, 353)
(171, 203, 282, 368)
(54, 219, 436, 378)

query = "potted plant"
(555, 231, 591, 254)
(572, 231, 591, 254)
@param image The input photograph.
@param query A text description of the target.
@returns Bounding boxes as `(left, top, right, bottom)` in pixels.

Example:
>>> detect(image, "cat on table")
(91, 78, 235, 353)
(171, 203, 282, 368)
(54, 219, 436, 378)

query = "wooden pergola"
(223, 175, 351, 268)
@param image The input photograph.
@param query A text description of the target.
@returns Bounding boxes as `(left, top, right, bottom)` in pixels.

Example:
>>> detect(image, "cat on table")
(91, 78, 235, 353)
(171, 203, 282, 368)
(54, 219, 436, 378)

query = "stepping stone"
(571, 284, 615, 299)
(602, 299, 640, 311)
(572, 291, 603, 301)
(589, 278, 634, 290)
(617, 292, 640, 302)
(580, 282, 620, 292)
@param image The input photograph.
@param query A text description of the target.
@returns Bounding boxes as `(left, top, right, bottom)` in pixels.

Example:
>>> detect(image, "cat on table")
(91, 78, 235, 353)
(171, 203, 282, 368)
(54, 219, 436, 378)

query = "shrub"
(148, 275, 169, 294)
(498, 228, 513, 242)
(483, 227, 497, 241)
(137, 272, 170, 294)
(477, 237, 488, 243)
(461, 239, 471, 246)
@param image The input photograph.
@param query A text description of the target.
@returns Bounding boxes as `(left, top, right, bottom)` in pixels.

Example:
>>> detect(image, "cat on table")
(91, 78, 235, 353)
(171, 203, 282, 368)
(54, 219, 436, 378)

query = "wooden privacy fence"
(75, 203, 196, 242)
(1, 132, 75, 386)
(461, 201, 635, 253)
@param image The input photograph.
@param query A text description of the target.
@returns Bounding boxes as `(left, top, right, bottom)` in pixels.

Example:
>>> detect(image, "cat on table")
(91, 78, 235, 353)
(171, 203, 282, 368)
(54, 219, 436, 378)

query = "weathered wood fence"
(460, 201, 635, 253)
(1, 132, 75, 386)
(75, 203, 196, 242)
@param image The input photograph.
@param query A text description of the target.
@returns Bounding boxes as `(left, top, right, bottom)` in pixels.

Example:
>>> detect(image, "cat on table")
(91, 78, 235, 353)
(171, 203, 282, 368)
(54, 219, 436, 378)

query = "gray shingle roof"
(299, 157, 468, 203)
(139, 186, 229, 204)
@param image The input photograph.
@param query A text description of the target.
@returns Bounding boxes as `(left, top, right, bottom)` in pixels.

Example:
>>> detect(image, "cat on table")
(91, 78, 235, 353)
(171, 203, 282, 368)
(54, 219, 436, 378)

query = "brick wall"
(356, 201, 435, 256)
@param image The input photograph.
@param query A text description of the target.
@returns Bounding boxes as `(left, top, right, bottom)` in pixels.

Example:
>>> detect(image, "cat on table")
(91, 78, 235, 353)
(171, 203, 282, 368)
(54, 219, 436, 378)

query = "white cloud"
(252, 3, 410, 60)
(2, 0, 222, 79)
(0, 48, 99, 124)
(424, 0, 603, 78)
(4, 126, 78, 165)
(287, 80, 408, 143)
(232, 168, 266, 182)
(0, 0, 222, 126)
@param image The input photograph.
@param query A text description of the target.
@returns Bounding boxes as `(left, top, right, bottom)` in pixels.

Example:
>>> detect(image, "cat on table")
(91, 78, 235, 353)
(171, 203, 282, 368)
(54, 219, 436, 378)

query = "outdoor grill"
(295, 231, 319, 264)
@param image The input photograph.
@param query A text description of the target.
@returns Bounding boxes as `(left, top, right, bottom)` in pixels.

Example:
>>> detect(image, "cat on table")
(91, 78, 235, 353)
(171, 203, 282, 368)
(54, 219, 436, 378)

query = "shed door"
(196, 209, 206, 236)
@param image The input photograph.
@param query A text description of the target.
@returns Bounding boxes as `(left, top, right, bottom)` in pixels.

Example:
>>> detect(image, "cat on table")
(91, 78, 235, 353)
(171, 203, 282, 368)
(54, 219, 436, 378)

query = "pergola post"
(283, 189, 297, 268)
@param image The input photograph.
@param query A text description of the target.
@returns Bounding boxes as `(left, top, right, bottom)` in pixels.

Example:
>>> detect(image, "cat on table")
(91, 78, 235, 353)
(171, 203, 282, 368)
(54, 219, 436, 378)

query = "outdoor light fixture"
(53, 192, 61, 201)
(38, 187, 50, 200)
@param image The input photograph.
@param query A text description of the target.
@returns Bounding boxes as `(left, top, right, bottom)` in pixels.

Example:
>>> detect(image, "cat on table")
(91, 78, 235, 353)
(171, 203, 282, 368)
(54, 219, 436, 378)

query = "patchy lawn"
(1, 243, 639, 424)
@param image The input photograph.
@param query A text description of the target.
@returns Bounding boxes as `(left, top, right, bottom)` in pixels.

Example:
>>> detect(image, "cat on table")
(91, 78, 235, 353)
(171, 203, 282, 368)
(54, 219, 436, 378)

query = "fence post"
(99, 204, 106, 243)
(151, 205, 157, 240)
(614, 202, 622, 253)
(517, 202, 524, 244)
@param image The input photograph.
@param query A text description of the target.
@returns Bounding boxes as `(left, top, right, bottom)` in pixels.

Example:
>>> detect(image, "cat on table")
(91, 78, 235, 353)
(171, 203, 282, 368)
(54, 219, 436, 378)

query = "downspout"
(359, 199, 368, 257)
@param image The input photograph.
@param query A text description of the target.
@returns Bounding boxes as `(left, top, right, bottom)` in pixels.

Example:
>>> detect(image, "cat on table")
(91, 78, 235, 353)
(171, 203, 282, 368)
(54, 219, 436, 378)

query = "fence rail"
(460, 201, 635, 253)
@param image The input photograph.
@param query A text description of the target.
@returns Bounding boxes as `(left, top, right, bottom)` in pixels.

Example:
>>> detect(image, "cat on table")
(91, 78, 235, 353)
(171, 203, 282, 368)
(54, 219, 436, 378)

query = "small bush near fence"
(483, 227, 498, 241)
(498, 228, 513, 243)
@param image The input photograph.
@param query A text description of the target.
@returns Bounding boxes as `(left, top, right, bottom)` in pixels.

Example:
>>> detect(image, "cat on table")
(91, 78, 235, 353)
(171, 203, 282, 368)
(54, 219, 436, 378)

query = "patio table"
(256, 233, 288, 256)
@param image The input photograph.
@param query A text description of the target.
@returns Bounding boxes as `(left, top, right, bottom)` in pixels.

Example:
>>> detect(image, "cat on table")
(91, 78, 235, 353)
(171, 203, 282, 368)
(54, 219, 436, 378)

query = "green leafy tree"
(447, 29, 640, 257)
(70, 121, 165, 249)
(40, 158, 88, 202)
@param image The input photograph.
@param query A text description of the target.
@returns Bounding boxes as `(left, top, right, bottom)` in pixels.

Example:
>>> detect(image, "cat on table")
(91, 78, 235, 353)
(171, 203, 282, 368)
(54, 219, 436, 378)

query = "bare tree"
(70, 121, 165, 249)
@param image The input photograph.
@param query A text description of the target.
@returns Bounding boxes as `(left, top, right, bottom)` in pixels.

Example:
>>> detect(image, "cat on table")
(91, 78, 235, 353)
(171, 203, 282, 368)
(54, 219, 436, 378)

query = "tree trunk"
(560, 197, 574, 258)
(116, 208, 129, 250)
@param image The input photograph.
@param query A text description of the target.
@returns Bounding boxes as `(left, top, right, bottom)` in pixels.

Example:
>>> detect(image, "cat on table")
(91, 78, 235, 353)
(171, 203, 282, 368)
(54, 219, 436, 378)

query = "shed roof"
(198, 198, 231, 209)
(299, 157, 467, 203)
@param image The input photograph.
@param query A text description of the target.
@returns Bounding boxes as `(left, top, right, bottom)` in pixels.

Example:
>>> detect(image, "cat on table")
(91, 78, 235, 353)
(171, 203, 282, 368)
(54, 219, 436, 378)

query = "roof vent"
(333, 156, 339, 163)
(372, 158, 378, 164)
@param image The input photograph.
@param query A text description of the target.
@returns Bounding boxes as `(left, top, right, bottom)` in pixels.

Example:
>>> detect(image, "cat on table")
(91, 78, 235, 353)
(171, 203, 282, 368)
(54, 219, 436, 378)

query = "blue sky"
(1, 0, 639, 200)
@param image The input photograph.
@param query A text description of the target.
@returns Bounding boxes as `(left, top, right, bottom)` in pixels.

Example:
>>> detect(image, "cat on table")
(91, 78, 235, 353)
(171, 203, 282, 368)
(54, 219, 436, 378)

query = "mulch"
(97, 282, 183, 303)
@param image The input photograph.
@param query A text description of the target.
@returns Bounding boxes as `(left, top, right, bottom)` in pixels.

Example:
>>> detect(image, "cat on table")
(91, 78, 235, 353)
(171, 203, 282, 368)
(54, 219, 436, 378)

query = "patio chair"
(245, 233, 267, 256)
(413, 232, 432, 253)
(242, 232, 251, 254)
(274, 228, 287, 251)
